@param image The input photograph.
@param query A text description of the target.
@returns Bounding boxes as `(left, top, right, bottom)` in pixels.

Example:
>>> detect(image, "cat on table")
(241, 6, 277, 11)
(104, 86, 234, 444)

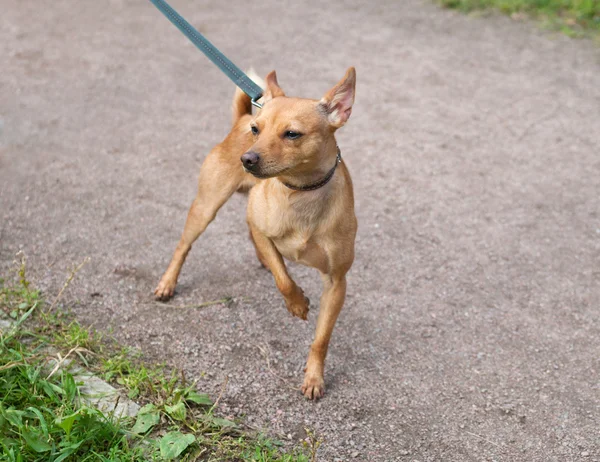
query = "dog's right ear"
(262, 70, 285, 103)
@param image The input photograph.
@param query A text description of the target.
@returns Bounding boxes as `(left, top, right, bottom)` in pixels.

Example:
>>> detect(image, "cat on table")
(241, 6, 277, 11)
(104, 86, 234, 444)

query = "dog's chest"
(272, 229, 328, 272)
(262, 202, 318, 250)
(250, 188, 329, 270)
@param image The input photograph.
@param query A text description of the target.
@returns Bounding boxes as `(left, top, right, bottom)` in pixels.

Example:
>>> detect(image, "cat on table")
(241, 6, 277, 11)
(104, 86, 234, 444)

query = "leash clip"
(251, 96, 263, 109)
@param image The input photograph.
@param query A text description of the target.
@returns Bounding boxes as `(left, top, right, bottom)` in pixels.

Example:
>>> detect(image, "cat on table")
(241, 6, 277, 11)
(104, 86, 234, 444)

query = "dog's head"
(241, 68, 356, 179)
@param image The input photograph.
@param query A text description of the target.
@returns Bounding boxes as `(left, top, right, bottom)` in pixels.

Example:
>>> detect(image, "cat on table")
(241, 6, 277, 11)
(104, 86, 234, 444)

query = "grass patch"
(436, 0, 600, 39)
(1, 256, 316, 461)
(1, 291, 150, 460)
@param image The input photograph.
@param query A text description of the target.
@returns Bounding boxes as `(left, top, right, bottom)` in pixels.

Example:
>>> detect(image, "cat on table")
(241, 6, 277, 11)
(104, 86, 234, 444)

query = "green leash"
(149, 0, 264, 108)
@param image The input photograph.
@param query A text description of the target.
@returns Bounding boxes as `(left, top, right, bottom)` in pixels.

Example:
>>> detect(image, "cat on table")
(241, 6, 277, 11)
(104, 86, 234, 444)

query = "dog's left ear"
(263, 70, 286, 103)
(319, 67, 356, 128)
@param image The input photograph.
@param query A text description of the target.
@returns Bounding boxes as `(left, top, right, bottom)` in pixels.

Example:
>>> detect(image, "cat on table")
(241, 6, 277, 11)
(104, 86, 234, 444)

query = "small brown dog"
(155, 68, 357, 399)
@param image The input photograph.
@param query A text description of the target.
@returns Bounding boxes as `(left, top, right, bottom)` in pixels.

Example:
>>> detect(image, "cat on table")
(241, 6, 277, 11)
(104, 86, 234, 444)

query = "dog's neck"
(277, 146, 341, 192)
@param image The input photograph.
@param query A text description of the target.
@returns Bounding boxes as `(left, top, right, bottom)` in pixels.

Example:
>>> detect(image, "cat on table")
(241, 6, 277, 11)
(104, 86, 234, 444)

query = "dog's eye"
(251, 125, 259, 135)
(284, 131, 302, 140)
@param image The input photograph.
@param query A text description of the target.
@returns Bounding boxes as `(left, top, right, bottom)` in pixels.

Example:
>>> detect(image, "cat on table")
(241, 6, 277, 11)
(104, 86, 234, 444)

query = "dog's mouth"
(244, 166, 289, 179)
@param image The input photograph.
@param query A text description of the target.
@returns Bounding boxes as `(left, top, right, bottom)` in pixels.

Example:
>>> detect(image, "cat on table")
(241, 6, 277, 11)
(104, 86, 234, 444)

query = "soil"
(1, 0, 599, 460)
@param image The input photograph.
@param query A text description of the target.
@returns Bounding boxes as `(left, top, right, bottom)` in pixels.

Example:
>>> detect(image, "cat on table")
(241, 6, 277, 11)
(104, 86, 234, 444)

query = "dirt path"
(2, 1, 600, 460)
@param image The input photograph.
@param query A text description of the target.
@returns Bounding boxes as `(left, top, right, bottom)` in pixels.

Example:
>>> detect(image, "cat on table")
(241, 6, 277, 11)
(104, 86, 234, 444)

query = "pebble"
(351, 451, 360, 458)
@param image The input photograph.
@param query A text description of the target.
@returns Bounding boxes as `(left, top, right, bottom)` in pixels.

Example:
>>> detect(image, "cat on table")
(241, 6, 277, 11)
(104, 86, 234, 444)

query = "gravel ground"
(1, 0, 600, 460)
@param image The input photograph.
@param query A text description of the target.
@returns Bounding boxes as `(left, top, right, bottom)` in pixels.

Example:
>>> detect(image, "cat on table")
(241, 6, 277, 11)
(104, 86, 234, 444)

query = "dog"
(155, 68, 357, 399)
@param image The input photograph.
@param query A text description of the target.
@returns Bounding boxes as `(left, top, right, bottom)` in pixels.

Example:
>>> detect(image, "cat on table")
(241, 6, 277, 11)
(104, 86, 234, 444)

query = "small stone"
(351, 451, 360, 458)
(399, 449, 410, 455)
(581, 452, 589, 457)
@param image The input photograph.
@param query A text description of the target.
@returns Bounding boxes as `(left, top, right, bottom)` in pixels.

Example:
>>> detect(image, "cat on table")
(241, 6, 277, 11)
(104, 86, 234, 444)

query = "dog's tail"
(232, 68, 265, 125)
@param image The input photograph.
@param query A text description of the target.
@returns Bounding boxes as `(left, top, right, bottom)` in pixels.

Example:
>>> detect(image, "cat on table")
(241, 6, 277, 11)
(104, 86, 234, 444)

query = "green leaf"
(159, 432, 195, 460)
(14, 302, 38, 327)
(131, 405, 160, 434)
(22, 429, 51, 453)
(55, 411, 80, 436)
(210, 416, 237, 428)
(165, 402, 186, 421)
(185, 391, 212, 406)
(40, 380, 65, 399)
(61, 373, 77, 401)
(138, 403, 157, 413)
(26, 366, 40, 385)
(53, 440, 83, 462)
(26, 407, 48, 439)
(4, 409, 25, 427)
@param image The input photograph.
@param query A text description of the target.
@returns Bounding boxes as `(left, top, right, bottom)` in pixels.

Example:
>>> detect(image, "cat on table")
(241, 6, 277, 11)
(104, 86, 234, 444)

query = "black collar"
(282, 147, 342, 191)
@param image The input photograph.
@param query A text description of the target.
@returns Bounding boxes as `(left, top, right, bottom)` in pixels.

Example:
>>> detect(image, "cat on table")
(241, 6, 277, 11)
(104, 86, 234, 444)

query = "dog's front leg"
(248, 226, 310, 320)
(155, 151, 244, 300)
(302, 273, 347, 400)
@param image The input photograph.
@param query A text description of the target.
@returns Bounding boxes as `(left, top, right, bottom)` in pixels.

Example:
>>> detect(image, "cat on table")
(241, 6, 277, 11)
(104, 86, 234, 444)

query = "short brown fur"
(155, 68, 358, 399)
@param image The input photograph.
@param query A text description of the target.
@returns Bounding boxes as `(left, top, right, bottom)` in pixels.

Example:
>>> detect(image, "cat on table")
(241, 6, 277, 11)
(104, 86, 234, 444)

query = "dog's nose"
(241, 151, 260, 170)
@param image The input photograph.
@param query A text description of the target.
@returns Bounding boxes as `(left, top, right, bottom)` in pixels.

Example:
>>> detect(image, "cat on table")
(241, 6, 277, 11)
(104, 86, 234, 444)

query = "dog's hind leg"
(154, 148, 247, 301)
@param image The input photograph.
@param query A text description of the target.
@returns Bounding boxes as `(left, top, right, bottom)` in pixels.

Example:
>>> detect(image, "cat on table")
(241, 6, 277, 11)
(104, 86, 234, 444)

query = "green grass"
(0, 257, 315, 461)
(437, 0, 600, 38)
(1, 295, 150, 460)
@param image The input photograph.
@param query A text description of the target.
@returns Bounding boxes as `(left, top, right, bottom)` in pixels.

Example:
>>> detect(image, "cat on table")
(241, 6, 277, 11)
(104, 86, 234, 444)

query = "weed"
(0, 253, 41, 320)
(0, 258, 314, 461)
(1, 284, 152, 460)
(302, 428, 323, 462)
(437, 0, 600, 39)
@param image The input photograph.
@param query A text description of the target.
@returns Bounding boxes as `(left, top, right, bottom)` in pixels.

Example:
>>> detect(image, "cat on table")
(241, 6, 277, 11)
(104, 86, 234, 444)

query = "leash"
(149, 0, 264, 108)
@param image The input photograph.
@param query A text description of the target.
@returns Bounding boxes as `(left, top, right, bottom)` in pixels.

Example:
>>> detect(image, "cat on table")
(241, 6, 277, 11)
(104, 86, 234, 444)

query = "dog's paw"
(301, 374, 325, 400)
(286, 295, 310, 320)
(154, 277, 176, 301)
